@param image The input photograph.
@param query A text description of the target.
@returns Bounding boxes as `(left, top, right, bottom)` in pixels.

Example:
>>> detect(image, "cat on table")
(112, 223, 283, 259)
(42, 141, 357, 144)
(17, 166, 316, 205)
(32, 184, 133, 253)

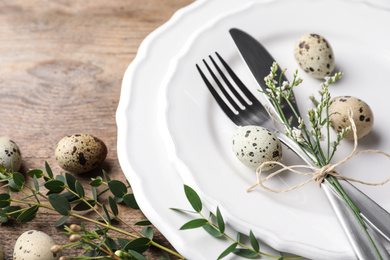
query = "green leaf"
(184, 185, 202, 212)
(128, 249, 148, 260)
(90, 176, 103, 187)
(27, 169, 44, 178)
(92, 187, 97, 201)
(123, 193, 139, 209)
(233, 248, 258, 258)
(108, 196, 118, 216)
(13, 172, 25, 187)
(216, 206, 225, 234)
(217, 242, 238, 260)
(102, 204, 111, 225)
(45, 161, 54, 179)
(117, 238, 129, 248)
(108, 180, 127, 198)
(44, 180, 65, 193)
(33, 175, 40, 192)
(54, 215, 69, 227)
(135, 220, 152, 226)
(65, 172, 77, 192)
(48, 194, 71, 216)
(103, 169, 111, 181)
(0, 193, 11, 208)
(8, 179, 22, 191)
(73, 200, 96, 211)
(123, 237, 151, 253)
(17, 205, 39, 223)
(141, 226, 154, 239)
(56, 174, 66, 184)
(203, 224, 223, 237)
(249, 230, 260, 252)
(4, 206, 22, 218)
(179, 219, 208, 230)
(75, 180, 85, 198)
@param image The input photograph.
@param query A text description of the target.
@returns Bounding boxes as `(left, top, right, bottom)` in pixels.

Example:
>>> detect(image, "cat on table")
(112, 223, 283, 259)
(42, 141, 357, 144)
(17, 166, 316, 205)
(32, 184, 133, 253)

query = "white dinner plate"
(159, 0, 390, 259)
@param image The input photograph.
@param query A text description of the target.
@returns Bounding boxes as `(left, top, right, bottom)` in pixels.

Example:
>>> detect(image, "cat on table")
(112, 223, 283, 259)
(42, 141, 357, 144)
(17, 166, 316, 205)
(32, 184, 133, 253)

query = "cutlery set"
(196, 28, 390, 259)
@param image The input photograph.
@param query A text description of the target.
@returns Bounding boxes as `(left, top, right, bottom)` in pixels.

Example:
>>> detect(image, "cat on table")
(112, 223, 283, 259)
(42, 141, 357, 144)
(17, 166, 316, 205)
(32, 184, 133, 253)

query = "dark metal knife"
(230, 27, 390, 259)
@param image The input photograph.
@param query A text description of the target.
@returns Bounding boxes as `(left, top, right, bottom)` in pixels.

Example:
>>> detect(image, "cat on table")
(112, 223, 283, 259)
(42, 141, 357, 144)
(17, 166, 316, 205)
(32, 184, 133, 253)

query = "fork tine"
(215, 52, 261, 107)
(202, 58, 242, 112)
(196, 64, 238, 122)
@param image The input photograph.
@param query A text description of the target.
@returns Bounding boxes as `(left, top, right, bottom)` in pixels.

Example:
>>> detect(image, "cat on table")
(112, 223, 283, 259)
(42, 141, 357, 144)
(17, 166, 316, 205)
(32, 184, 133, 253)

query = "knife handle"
(276, 131, 390, 258)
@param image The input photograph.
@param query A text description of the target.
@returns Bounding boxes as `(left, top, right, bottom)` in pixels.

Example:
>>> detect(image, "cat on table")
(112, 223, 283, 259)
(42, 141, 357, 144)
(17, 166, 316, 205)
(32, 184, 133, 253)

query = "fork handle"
(276, 132, 390, 259)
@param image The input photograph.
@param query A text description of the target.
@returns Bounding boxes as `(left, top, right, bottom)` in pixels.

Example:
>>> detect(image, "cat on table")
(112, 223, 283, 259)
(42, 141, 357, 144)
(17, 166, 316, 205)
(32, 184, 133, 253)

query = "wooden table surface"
(0, 0, 195, 259)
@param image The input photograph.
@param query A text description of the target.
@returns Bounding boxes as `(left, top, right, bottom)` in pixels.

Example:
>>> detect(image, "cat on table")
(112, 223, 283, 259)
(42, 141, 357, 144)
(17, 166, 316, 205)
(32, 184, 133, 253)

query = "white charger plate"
(159, 0, 390, 259)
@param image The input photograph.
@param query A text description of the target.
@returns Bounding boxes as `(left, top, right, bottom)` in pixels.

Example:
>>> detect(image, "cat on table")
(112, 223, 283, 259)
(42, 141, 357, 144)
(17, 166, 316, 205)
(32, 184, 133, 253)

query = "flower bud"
(50, 245, 62, 253)
(69, 234, 82, 242)
(59, 256, 70, 260)
(69, 224, 82, 232)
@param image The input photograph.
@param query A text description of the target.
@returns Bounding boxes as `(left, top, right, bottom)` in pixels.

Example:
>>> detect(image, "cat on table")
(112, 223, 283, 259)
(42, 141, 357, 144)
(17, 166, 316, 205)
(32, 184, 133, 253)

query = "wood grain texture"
(0, 0, 195, 259)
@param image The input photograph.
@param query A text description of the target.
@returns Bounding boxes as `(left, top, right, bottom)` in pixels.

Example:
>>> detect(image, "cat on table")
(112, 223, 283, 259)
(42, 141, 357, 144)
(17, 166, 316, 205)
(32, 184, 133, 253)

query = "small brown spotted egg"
(294, 33, 334, 79)
(232, 126, 282, 170)
(55, 133, 107, 174)
(329, 96, 374, 139)
(0, 137, 22, 171)
(13, 230, 61, 260)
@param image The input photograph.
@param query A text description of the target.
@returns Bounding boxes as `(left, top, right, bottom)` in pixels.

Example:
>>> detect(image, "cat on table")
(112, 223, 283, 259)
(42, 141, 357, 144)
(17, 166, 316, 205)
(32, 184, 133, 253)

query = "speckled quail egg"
(329, 96, 374, 139)
(13, 230, 61, 260)
(232, 126, 282, 170)
(294, 33, 334, 79)
(0, 137, 22, 171)
(55, 133, 107, 174)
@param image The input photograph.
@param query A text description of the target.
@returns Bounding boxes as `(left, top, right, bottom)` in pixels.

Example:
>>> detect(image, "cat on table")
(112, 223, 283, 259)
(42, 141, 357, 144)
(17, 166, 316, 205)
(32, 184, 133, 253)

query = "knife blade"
(229, 27, 390, 259)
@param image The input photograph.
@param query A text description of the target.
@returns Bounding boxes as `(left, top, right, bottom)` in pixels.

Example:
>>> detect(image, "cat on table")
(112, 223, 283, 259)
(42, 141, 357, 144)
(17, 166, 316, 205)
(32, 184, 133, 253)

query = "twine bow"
(247, 109, 390, 193)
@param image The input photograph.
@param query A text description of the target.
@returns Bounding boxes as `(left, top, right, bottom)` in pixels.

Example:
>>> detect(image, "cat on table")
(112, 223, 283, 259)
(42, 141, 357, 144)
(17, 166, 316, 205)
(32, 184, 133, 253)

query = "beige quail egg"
(294, 33, 335, 79)
(329, 96, 374, 139)
(0, 137, 22, 171)
(13, 230, 61, 260)
(232, 126, 282, 170)
(55, 133, 107, 174)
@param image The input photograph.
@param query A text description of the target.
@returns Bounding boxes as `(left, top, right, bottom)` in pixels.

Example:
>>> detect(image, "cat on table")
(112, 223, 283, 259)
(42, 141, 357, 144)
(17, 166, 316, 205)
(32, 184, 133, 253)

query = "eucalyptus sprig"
(172, 185, 301, 260)
(0, 162, 183, 260)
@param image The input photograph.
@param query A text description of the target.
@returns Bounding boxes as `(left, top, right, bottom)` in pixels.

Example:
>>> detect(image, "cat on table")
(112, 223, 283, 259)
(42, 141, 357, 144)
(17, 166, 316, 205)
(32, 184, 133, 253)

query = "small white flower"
(292, 127, 305, 143)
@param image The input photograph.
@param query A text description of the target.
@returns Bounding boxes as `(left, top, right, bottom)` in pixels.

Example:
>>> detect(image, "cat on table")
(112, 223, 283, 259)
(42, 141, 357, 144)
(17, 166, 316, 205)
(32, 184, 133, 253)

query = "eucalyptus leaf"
(123, 193, 139, 209)
(75, 180, 85, 198)
(12, 172, 25, 187)
(102, 204, 111, 225)
(73, 200, 96, 211)
(203, 224, 223, 238)
(217, 242, 238, 260)
(48, 194, 71, 216)
(123, 237, 151, 253)
(103, 169, 111, 181)
(108, 196, 118, 216)
(44, 180, 65, 193)
(249, 230, 260, 252)
(141, 226, 154, 239)
(8, 179, 22, 191)
(216, 206, 225, 234)
(4, 206, 22, 218)
(0, 193, 11, 208)
(65, 172, 77, 192)
(92, 187, 97, 201)
(108, 180, 127, 198)
(233, 248, 258, 258)
(179, 219, 208, 230)
(54, 215, 69, 227)
(27, 169, 44, 178)
(45, 161, 54, 179)
(90, 176, 103, 187)
(56, 174, 66, 184)
(184, 185, 202, 212)
(135, 220, 152, 226)
(33, 175, 39, 191)
(128, 249, 148, 260)
(17, 205, 39, 223)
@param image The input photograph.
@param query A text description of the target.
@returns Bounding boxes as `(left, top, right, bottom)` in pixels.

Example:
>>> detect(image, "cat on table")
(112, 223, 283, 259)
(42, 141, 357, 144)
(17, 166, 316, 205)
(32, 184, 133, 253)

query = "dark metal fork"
(196, 52, 272, 127)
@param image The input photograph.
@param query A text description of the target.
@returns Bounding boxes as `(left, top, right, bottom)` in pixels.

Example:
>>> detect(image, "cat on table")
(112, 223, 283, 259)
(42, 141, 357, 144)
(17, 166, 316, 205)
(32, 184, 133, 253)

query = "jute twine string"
(246, 109, 390, 193)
